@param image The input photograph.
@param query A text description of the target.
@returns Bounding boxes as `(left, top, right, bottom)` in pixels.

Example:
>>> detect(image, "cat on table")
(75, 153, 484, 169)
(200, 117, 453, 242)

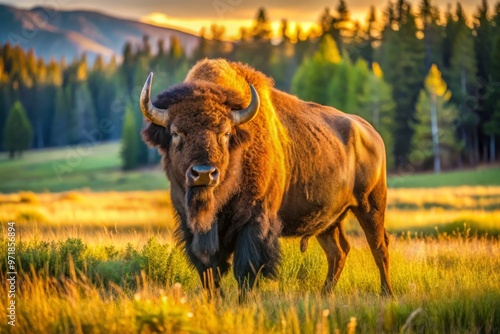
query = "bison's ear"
(230, 127, 252, 150)
(141, 123, 170, 153)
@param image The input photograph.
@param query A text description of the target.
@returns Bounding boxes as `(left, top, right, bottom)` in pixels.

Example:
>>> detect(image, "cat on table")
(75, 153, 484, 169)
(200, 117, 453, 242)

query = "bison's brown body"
(141, 59, 393, 296)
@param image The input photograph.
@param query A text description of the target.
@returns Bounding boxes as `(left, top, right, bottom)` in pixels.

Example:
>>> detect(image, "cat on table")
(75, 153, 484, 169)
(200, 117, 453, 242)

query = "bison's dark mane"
(154, 82, 248, 111)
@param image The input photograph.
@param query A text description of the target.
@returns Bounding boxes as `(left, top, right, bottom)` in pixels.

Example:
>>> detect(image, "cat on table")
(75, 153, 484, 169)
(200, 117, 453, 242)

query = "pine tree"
(269, 21, 297, 92)
(3, 101, 33, 158)
(484, 32, 500, 162)
(121, 104, 139, 170)
(419, 0, 443, 71)
(318, 7, 339, 41)
(0, 58, 8, 144)
(494, 3, 500, 35)
(239, 8, 273, 74)
(208, 24, 229, 58)
(336, 0, 351, 49)
(88, 55, 120, 140)
(252, 7, 272, 41)
(192, 28, 210, 60)
(442, 4, 455, 69)
(440, 2, 479, 165)
(292, 24, 315, 66)
(50, 86, 70, 146)
(88, 55, 106, 120)
(328, 59, 351, 110)
(473, 0, 495, 162)
(447, 18, 478, 165)
(474, 0, 493, 82)
(42, 58, 62, 146)
(379, 0, 425, 165)
(484, 100, 500, 162)
(280, 18, 290, 42)
(64, 55, 97, 145)
(345, 59, 370, 114)
(411, 65, 462, 172)
(359, 6, 377, 64)
(292, 35, 341, 105)
(140, 35, 152, 58)
(133, 57, 154, 164)
(448, 14, 477, 104)
(157, 39, 165, 57)
(169, 36, 185, 66)
(358, 63, 396, 168)
(122, 42, 136, 95)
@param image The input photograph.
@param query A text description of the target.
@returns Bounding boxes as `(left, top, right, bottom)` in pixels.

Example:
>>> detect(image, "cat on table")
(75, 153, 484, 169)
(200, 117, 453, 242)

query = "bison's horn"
(140, 72, 169, 127)
(230, 84, 260, 126)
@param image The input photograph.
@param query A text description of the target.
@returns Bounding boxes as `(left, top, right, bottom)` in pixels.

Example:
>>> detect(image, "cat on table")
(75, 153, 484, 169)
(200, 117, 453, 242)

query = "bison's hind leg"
(352, 185, 394, 296)
(316, 221, 350, 294)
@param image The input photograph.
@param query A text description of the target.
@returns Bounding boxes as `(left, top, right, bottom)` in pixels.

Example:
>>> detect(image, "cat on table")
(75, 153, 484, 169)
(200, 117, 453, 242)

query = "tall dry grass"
(0, 187, 499, 333)
(1, 187, 499, 237)
(1, 234, 499, 333)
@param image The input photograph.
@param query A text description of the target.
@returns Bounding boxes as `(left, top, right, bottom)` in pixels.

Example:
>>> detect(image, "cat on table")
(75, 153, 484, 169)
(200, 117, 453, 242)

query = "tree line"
(1, 0, 499, 173)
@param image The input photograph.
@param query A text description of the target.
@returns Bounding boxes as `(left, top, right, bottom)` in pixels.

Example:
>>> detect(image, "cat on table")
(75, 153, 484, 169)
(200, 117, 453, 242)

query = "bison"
(140, 59, 394, 297)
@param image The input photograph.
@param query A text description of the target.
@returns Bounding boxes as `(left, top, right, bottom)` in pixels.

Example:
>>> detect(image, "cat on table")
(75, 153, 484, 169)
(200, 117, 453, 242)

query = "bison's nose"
(187, 165, 219, 186)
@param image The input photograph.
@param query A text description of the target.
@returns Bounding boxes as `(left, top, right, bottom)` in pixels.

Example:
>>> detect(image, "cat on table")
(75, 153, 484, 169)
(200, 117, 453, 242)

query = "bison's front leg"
(183, 225, 231, 297)
(193, 256, 231, 298)
(232, 219, 280, 300)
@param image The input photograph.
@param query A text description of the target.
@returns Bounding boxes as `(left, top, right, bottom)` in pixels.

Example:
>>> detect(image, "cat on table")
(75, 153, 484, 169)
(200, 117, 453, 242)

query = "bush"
(59, 191, 83, 202)
(19, 191, 39, 204)
(59, 238, 87, 276)
(16, 209, 47, 223)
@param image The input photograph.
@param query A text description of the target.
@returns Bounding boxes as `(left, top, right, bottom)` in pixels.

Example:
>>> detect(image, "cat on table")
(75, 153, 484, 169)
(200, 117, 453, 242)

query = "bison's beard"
(185, 187, 217, 233)
(186, 187, 219, 264)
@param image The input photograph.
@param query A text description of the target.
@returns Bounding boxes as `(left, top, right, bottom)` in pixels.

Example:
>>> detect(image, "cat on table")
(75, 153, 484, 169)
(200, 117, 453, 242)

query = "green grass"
(1, 142, 500, 192)
(1, 233, 499, 333)
(2, 144, 499, 333)
(0, 142, 169, 193)
(388, 165, 500, 188)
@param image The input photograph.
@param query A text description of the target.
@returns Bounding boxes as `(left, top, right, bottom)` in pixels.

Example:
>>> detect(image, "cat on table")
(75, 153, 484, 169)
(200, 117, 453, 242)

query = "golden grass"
(1, 187, 499, 242)
(1, 187, 498, 224)
(1, 235, 499, 333)
(0, 190, 175, 227)
(1, 187, 500, 332)
(388, 186, 500, 210)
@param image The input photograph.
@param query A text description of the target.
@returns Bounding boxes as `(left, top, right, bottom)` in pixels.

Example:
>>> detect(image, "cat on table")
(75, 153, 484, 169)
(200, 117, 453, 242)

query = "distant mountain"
(0, 4, 201, 63)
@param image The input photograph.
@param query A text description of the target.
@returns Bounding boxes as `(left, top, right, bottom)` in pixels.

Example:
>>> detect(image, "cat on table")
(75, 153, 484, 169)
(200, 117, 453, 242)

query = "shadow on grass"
(390, 220, 500, 238)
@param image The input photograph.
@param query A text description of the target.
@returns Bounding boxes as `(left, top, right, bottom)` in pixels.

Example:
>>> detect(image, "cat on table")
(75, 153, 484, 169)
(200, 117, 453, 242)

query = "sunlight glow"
(141, 12, 319, 40)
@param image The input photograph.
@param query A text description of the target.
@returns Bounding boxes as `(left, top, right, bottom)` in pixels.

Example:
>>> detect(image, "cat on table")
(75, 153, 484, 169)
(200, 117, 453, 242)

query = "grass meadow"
(1, 142, 500, 193)
(1, 186, 500, 333)
(1, 144, 500, 333)
(0, 142, 169, 193)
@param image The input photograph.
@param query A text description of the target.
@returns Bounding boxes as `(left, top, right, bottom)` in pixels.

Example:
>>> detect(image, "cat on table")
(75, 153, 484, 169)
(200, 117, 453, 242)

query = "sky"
(4, 0, 483, 38)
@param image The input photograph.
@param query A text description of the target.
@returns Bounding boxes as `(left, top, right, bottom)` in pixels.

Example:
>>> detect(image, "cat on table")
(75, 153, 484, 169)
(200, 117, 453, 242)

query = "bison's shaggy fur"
(142, 59, 393, 296)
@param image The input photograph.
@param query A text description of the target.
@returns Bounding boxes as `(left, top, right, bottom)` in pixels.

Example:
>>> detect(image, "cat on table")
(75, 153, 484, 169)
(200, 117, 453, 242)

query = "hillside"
(0, 4, 201, 62)
(0, 142, 169, 193)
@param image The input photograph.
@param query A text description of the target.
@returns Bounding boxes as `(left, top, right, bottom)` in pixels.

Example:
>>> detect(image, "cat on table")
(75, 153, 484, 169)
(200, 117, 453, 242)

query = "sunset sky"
(5, 0, 482, 38)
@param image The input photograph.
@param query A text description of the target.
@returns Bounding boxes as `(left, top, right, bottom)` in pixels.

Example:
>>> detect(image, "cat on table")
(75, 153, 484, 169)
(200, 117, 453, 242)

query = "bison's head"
(140, 73, 259, 261)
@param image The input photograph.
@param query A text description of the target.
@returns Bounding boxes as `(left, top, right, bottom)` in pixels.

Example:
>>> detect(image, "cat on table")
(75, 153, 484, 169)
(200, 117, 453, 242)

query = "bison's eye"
(171, 132, 178, 138)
